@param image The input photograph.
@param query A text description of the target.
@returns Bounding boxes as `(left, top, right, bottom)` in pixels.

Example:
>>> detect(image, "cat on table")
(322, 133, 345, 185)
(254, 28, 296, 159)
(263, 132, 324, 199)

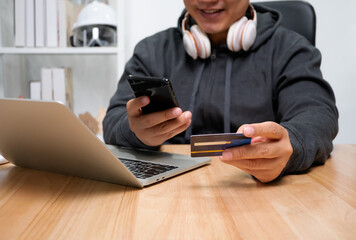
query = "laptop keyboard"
(120, 158, 178, 179)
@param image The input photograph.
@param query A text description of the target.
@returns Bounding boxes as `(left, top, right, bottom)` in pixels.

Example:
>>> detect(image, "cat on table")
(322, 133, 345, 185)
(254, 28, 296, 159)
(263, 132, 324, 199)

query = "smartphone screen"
(127, 75, 179, 114)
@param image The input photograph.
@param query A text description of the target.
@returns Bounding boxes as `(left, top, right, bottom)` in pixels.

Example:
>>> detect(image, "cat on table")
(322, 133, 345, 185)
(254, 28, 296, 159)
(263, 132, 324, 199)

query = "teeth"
(203, 9, 220, 14)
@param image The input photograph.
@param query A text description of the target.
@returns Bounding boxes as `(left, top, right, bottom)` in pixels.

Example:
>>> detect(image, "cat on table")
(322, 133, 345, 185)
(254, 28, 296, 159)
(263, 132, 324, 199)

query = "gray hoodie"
(103, 4, 338, 176)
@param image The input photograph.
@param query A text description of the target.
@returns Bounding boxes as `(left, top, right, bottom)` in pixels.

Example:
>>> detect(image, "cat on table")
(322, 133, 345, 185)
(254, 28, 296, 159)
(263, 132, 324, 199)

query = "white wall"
(122, 0, 185, 59)
(122, 0, 356, 144)
(307, 0, 356, 144)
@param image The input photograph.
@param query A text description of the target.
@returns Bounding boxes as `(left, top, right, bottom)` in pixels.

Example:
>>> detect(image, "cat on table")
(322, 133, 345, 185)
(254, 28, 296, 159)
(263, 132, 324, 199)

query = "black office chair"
(254, 1, 316, 46)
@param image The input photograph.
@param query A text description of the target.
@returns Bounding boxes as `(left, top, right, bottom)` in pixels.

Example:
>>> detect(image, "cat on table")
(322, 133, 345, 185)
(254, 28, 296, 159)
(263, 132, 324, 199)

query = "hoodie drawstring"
(224, 57, 232, 133)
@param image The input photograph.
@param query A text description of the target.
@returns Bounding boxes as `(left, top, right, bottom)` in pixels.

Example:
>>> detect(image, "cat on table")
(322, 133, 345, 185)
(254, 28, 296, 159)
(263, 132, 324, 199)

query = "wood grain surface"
(0, 144, 355, 240)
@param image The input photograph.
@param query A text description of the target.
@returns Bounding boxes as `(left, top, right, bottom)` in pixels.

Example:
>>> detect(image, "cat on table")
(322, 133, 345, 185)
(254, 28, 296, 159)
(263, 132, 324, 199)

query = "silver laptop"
(0, 99, 210, 188)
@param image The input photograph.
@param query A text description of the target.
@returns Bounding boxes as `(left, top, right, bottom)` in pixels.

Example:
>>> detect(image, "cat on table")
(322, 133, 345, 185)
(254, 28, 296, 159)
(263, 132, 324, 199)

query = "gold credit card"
(190, 133, 251, 157)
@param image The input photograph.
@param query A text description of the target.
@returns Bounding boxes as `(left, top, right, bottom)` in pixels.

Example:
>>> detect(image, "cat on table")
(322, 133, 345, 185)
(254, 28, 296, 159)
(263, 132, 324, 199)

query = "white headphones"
(182, 4, 257, 59)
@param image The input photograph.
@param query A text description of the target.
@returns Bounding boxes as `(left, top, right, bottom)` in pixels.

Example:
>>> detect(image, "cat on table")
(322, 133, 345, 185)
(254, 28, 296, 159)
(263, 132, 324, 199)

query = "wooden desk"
(1, 144, 356, 239)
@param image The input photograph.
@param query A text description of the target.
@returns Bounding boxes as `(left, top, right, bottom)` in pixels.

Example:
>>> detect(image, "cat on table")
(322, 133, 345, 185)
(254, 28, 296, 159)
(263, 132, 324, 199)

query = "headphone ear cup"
(183, 30, 199, 59)
(241, 20, 257, 51)
(190, 25, 211, 59)
(227, 16, 247, 52)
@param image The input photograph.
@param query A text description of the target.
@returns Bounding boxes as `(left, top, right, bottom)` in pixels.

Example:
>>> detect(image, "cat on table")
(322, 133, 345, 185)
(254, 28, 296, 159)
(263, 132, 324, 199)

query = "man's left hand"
(219, 121, 293, 183)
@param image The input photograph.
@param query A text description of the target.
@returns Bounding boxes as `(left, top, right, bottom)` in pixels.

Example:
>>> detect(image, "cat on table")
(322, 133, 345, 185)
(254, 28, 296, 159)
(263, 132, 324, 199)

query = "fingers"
(239, 121, 286, 140)
(135, 112, 191, 147)
(222, 159, 285, 183)
(139, 107, 184, 129)
(250, 136, 269, 144)
(127, 97, 192, 146)
(127, 96, 189, 129)
(222, 122, 293, 182)
(146, 111, 192, 137)
(221, 157, 283, 171)
(221, 141, 280, 161)
(152, 117, 191, 143)
(126, 96, 150, 117)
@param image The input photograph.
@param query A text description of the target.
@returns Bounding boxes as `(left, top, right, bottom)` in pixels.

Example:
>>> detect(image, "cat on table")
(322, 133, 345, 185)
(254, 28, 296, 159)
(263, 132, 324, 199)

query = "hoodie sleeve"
(273, 33, 338, 175)
(102, 39, 161, 150)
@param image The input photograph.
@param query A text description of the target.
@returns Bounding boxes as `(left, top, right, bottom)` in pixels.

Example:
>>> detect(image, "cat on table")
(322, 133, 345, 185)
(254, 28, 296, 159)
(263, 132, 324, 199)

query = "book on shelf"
(52, 68, 73, 111)
(35, 0, 45, 47)
(30, 81, 41, 100)
(41, 68, 53, 100)
(45, 0, 58, 47)
(14, 0, 25, 47)
(40, 67, 73, 111)
(58, 0, 67, 47)
(25, 0, 35, 47)
(14, 0, 75, 48)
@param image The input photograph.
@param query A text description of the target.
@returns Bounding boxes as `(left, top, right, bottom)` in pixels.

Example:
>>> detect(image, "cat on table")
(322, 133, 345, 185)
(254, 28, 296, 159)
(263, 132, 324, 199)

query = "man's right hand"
(126, 96, 192, 147)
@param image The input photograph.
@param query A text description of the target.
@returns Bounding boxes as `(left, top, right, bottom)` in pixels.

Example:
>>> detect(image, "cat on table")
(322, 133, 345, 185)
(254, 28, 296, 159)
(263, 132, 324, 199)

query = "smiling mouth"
(201, 9, 223, 14)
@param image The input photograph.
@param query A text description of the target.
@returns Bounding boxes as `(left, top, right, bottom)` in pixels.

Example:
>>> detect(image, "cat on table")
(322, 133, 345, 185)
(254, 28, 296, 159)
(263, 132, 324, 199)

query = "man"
(103, 0, 338, 183)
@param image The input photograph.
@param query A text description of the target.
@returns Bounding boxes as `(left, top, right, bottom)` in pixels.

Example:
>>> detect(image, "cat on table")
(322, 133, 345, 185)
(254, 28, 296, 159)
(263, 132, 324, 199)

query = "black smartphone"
(127, 75, 179, 114)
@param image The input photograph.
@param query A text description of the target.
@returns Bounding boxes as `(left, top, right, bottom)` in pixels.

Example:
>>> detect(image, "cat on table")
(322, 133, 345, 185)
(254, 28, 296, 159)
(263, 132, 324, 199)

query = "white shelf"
(0, 47, 118, 55)
(0, 0, 126, 102)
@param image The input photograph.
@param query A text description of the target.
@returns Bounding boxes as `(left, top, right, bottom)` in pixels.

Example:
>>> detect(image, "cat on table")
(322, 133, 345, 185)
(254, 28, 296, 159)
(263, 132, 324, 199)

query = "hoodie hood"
(178, 4, 283, 138)
(177, 3, 281, 52)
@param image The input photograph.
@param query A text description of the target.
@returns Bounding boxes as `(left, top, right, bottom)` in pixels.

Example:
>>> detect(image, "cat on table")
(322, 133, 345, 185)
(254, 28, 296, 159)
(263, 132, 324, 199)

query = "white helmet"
(71, 1, 117, 47)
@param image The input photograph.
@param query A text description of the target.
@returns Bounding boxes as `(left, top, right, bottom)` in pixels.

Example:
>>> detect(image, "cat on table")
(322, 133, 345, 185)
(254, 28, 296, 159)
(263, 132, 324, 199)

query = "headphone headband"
(182, 12, 189, 32)
(247, 4, 257, 23)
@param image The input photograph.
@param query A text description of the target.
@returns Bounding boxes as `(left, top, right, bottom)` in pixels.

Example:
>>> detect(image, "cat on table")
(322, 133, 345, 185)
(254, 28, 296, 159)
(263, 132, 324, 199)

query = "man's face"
(184, 0, 249, 36)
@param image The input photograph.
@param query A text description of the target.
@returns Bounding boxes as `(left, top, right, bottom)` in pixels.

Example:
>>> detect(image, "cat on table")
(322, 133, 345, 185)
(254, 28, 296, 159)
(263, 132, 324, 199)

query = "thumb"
(242, 122, 285, 140)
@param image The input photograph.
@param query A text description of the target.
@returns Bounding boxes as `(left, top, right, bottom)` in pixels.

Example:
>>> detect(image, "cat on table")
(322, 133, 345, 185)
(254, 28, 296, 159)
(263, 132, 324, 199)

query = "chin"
(200, 24, 223, 35)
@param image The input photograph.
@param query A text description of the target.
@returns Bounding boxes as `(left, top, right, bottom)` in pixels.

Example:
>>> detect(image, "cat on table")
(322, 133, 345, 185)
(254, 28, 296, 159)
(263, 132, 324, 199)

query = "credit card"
(190, 133, 251, 157)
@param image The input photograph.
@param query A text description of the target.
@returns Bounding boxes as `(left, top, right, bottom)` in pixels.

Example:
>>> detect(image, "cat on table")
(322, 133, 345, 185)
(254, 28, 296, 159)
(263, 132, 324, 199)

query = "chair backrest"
(255, 1, 316, 45)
